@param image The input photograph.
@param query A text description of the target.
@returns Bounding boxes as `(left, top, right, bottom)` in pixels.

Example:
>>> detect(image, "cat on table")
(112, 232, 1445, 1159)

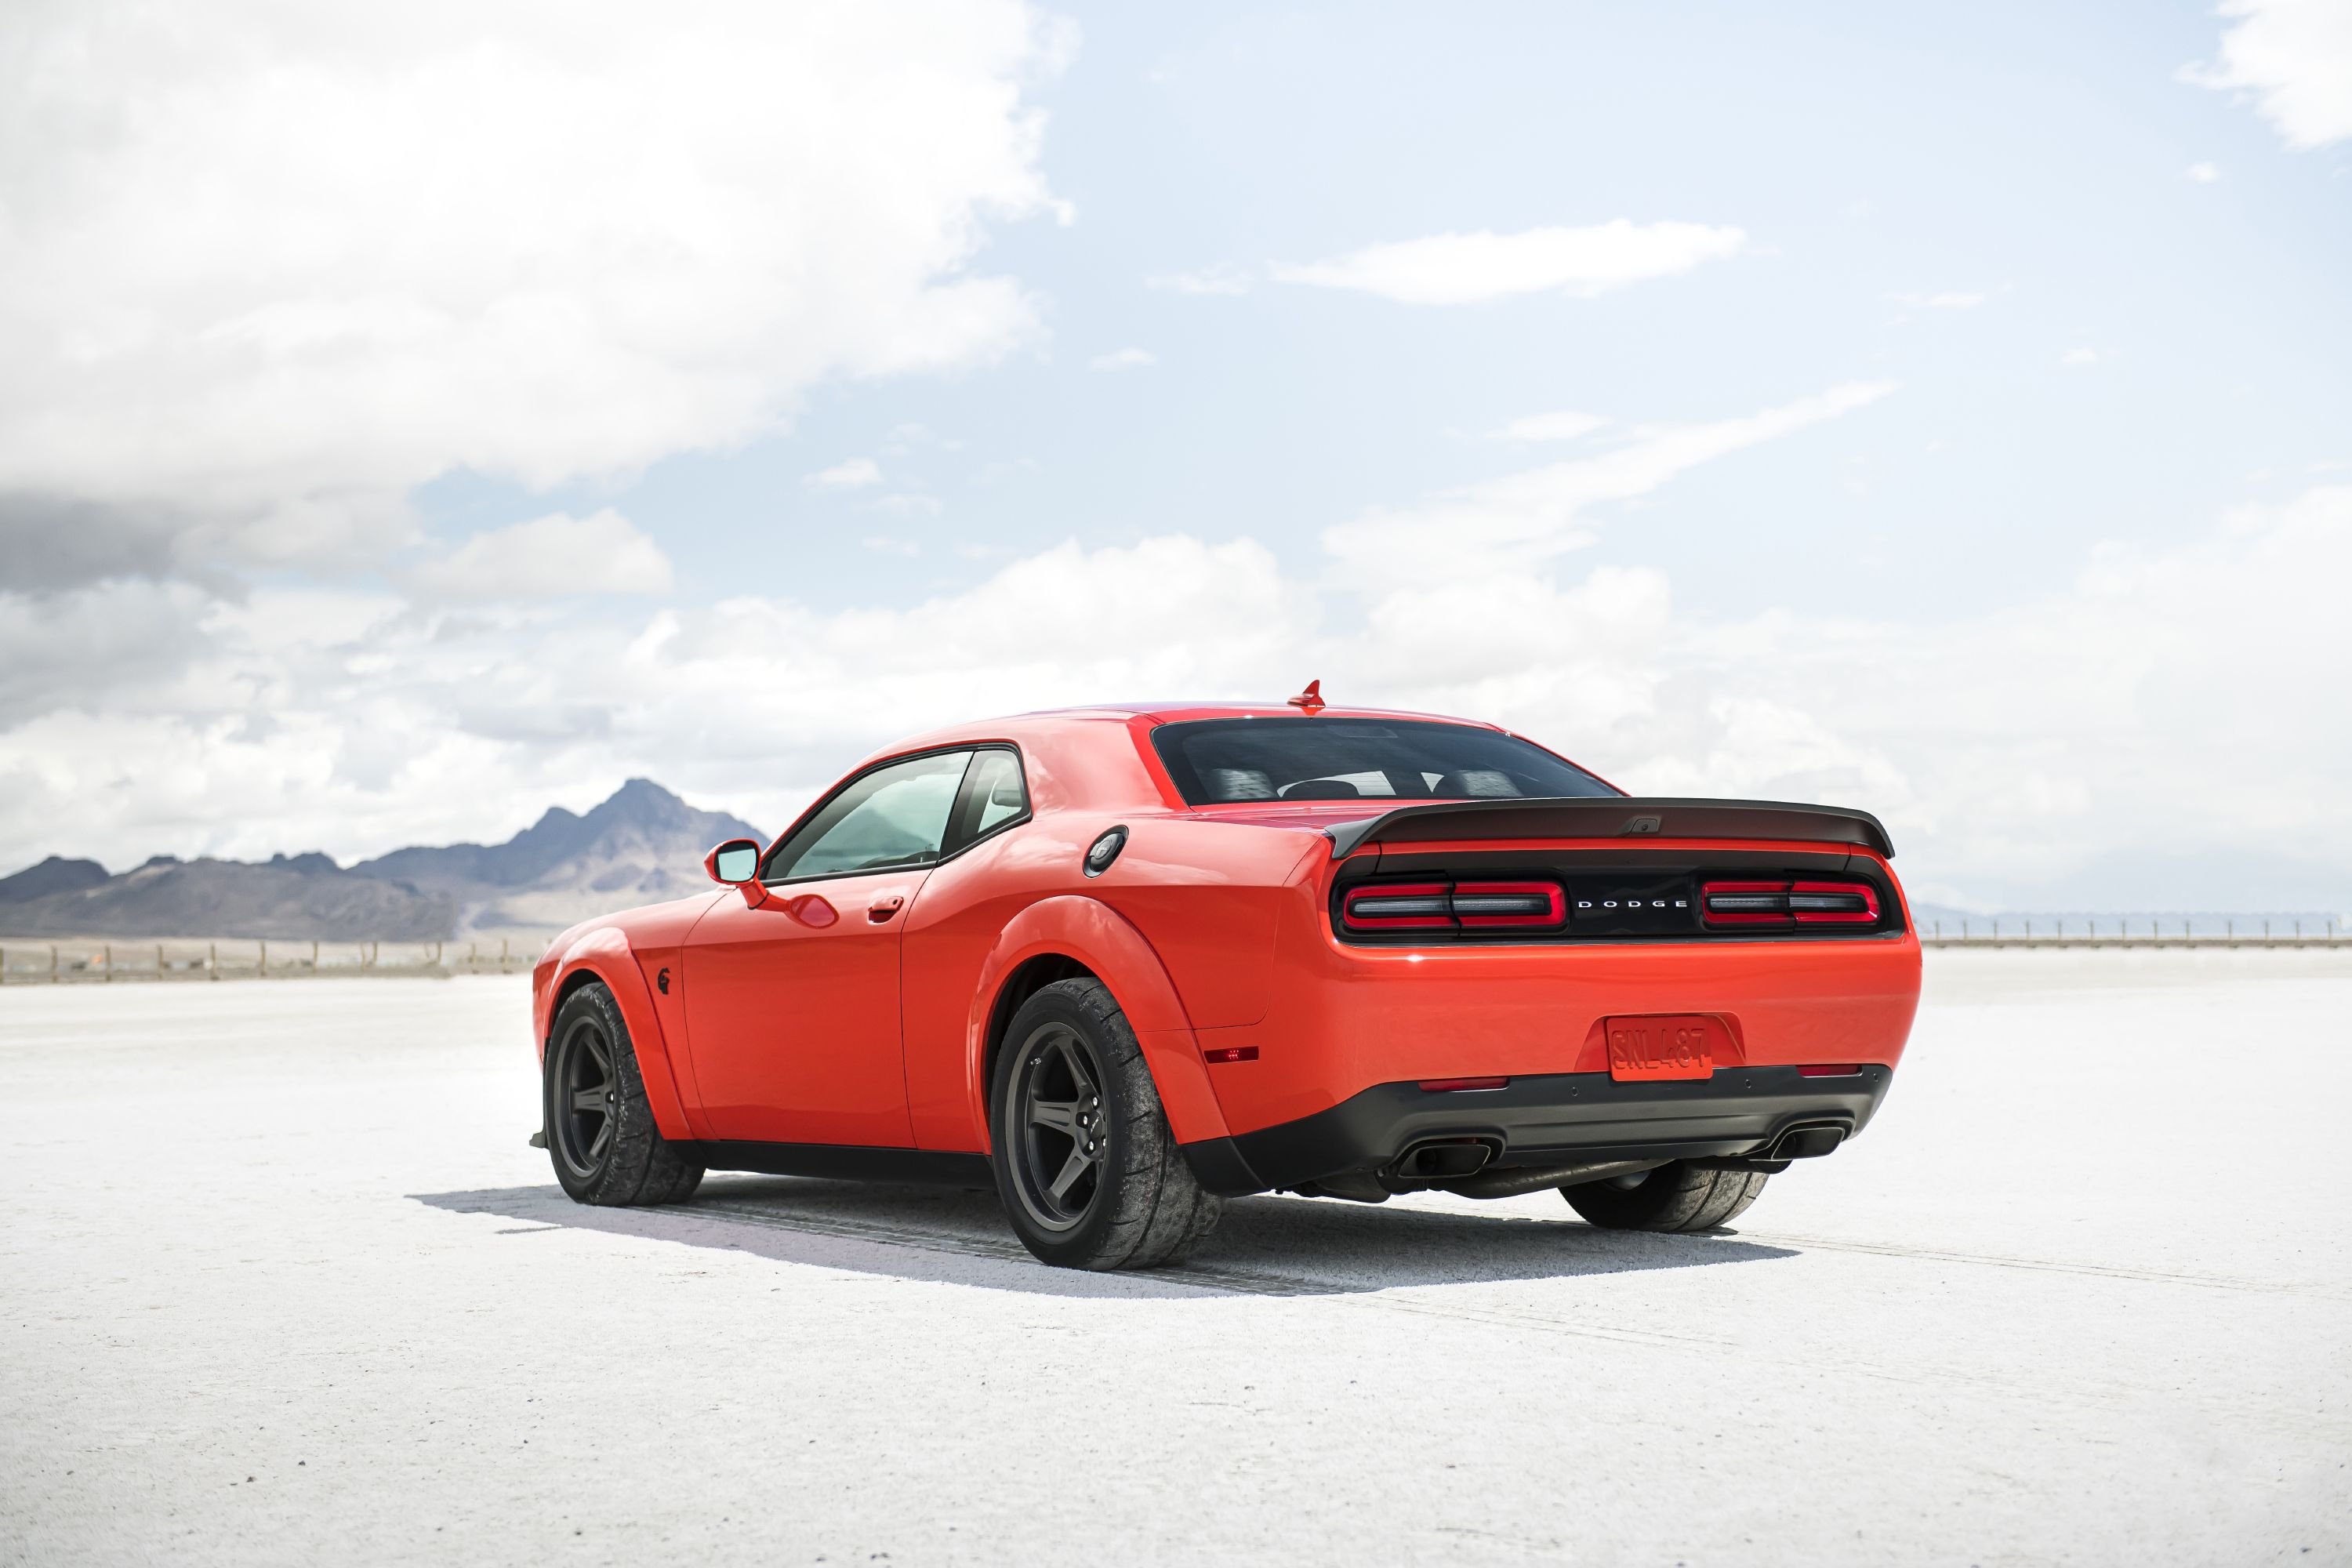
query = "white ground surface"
(4, 951, 2349, 1566)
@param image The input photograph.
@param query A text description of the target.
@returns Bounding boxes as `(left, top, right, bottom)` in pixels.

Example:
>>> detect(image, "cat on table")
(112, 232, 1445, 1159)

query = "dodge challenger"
(532, 691, 1921, 1270)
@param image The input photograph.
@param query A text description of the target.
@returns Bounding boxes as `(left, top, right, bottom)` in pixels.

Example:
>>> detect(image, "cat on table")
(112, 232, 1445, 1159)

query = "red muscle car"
(532, 694, 1921, 1269)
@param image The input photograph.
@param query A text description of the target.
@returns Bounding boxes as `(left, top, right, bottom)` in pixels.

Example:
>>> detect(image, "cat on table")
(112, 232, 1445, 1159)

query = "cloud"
(1492, 411, 1609, 442)
(1271, 221, 1747, 305)
(5, 429, 2346, 913)
(2061, 347, 2100, 367)
(2184, 0, 2352, 149)
(1324, 382, 1896, 589)
(0, 0, 1066, 579)
(808, 459, 884, 490)
(2185, 161, 2223, 183)
(411, 510, 673, 601)
(1146, 265, 1254, 296)
(1088, 348, 1158, 371)
(1891, 291, 1987, 310)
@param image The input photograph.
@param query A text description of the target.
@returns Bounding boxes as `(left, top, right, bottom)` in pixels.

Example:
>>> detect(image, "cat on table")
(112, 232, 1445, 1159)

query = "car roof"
(1004, 702, 1507, 728)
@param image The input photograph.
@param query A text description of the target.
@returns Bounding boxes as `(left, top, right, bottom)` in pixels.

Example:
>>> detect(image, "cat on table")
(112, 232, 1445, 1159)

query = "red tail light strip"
(1339, 882, 1454, 929)
(1341, 880, 1568, 931)
(1700, 879, 1882, 928)
(1790, 880, 1880, 924)
(1451, 880, 1566, 928)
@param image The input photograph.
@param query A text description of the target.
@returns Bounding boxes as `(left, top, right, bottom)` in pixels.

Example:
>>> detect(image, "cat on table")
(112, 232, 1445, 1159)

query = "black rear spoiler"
(1321, 797, 1896, 860)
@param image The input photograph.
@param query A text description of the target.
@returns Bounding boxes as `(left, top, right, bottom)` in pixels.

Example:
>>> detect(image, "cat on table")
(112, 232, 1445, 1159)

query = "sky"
(2, 0, 2349, 913)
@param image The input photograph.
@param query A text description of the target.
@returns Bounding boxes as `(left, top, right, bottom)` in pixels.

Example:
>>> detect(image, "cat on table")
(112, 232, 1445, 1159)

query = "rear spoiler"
(1321, 797, 1896, 860)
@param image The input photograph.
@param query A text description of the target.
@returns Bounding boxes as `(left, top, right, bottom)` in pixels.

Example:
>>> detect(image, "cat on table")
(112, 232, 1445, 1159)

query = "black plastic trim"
(1322, 797, 1896, 860)
(1174, 1135, 1264, 1198)
(1226, 1066, 1893, 1192)
(681, 1140, 993, 1186)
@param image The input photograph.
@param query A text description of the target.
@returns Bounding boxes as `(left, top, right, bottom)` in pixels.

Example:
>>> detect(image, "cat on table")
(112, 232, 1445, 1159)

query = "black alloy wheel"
(1007, 1021, 1109, 1232)
(540, 980, 704, 1207)
(549, 1011, 619, 1185)
(986, 977, 1222, 1269)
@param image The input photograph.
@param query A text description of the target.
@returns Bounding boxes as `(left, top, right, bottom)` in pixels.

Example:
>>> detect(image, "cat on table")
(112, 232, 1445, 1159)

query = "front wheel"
(1561, 1162, 1766, 1232)
(543, 982, 703, 1207)
(989, 978, 1221, 1270)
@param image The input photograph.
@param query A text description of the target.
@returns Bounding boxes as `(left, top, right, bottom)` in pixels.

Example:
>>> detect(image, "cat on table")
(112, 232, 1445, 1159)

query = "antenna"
(1287, 680, 1325, 714)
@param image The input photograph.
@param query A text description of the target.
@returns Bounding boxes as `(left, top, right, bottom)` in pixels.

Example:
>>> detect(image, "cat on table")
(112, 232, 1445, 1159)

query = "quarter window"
(764, 751, 971, 880)
(948, 747, 1029, 850)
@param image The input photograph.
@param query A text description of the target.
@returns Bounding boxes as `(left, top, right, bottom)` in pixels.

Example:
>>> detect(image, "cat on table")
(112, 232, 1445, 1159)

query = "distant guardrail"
(0, 938, 541, 985)
(1921, 916, 2349, 949)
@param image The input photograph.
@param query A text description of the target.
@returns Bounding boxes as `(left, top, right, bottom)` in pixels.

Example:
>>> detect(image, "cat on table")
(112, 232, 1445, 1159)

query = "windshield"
(1149, 717, 1620, 806)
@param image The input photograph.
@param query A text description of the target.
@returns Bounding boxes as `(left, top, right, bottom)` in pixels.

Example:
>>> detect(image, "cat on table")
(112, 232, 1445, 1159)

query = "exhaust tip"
(1770, 1122, 1848, 1160)
(1390, 1138, 1497, 1183)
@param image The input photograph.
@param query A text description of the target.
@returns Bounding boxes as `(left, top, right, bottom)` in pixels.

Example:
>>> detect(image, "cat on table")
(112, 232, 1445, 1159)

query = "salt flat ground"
(3, 952, 2348, 1566)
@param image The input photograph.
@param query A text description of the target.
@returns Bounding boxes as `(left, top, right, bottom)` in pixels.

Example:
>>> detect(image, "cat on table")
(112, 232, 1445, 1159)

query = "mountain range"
(0, 779, 763, 942)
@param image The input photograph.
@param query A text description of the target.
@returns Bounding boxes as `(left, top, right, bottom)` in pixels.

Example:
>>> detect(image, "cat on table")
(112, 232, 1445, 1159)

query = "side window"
(763, 751, 972, 881)
(946, 747, 1028, 853)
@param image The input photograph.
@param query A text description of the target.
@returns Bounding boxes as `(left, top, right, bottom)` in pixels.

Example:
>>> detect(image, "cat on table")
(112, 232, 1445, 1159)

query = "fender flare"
(541, 926, 695, 1142)
(964, 895, 1232, 1149)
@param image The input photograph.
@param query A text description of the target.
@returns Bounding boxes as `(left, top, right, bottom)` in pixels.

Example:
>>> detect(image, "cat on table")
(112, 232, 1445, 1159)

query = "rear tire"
(1561, 1162, 1766, 1232)
(989, 978, 1222, 1270)
(544, 982, 705, 1207)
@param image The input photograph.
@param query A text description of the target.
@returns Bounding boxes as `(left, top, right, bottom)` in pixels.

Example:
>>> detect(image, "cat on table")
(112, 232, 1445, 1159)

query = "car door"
(681, 750, 973, 1147)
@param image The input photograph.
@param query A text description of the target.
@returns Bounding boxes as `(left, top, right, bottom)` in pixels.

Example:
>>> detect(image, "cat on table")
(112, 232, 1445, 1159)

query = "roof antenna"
(1287, 679, 1325, 714)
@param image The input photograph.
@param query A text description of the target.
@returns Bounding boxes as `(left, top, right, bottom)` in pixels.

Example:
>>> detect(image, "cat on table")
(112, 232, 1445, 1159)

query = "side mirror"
(705, 838, 761, 885)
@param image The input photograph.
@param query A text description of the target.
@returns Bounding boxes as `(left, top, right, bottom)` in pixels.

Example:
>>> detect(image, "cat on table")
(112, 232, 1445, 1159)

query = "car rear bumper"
(1178, 1063, 1893, 1196)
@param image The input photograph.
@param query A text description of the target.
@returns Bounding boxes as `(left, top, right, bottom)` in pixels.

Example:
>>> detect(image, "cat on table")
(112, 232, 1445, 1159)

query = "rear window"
(1149, 718, 1621, 806)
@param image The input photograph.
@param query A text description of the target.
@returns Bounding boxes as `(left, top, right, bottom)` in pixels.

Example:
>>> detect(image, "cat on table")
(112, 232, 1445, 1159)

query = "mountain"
(0, 780, 764, 942)
(0, 854, 455, 942)
(349, 778, 763, 933)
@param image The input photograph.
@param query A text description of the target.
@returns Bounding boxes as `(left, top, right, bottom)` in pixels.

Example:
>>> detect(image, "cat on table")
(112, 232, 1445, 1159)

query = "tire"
(1561, 1162, 1767, 1232)
(543, 981, 704, 1207)
(989, 977, 1222, 1270)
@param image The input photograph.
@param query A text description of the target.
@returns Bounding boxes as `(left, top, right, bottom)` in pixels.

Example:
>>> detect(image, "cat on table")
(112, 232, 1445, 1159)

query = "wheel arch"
(965, 896, 1231, 1151)
(539, 927, 695, 1142)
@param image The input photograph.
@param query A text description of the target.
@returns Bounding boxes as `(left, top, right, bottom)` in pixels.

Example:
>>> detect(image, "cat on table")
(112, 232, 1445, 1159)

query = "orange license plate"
(1604, 1014, 1722, 1082)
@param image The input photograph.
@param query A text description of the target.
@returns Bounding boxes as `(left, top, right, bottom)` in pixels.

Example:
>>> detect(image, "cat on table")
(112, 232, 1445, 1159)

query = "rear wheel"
(544, 982, 703, 1207)
(989, 978, 1221, 1270)
(1561, 1162, 1766, 1232)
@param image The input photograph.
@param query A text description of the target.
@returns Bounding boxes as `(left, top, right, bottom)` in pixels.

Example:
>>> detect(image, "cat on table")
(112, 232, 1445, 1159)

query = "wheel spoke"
(583, 1029, 611, 1073)
(1054, 1034, 1098, 1102)
(1029, 1098, 1081, 1136)
(587, 1115, 612, 1159)
(1046, 1143, 1095, 1203)
(572, 1087, 607, 1113)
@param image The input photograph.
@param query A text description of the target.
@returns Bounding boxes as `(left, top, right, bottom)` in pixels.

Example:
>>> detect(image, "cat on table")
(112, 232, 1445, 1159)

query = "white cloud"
(808, 458, 884, 490)
(1492, 411, 1609, 442)
(1088, 348, 1158, 371)
(2062, 347, 2100, 367)
(1271, 221, 1747, 305)
(0, 0, 1066, 577)
(411, 510, 673, 601)
(1892, 291, 1987, 310)
(2185, 0, 2352, 150)
(2185, 160, 2223, 183)
(862, 537, 922, 557)
(873, 494, 945, 517)
(1324, 382, 1896, 589)
(1146, 265, 1254, 296)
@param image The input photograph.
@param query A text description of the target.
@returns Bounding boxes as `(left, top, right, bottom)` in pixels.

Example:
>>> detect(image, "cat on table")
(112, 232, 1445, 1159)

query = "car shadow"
(413, 1174, 1797, 1301)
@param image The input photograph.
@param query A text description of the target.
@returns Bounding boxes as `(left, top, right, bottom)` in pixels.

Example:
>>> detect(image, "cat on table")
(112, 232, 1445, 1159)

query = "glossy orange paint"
(680, 872, 928, 1145)
(533, 702, 1922, 1163)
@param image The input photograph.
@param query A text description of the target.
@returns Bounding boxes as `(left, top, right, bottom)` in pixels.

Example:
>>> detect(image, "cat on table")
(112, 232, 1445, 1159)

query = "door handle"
(867, 895, 905, 924)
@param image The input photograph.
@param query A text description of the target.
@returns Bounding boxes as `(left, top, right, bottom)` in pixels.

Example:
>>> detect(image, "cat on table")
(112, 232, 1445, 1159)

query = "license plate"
(1604, 1014, 1722, 1082)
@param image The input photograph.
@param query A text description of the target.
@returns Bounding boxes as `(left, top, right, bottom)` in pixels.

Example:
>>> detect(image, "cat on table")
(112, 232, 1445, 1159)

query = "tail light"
(1340, 880, 1566, 932)
(1451, 880, 1566, 928)
(1340, 882, 1454, 930)
(1700, 879, 1881, 928)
